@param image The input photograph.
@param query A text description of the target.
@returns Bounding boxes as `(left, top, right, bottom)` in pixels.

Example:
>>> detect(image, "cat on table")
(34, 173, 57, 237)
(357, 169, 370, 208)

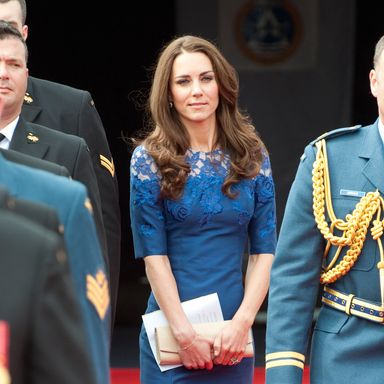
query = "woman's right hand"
(178, 334, 213, 370)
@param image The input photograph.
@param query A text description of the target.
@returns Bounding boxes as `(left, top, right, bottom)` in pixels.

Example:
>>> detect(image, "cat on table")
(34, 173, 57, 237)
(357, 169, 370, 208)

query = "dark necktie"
(0, 133, 5, 142)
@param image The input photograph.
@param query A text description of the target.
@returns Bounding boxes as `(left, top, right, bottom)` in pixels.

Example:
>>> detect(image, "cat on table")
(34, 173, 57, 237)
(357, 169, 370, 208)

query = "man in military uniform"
(0, 186, 63, 233)
(0, 147, 69, 176)
(0, 21, 109, 273)
(265, 35, 384, 383)
(0, 152, 111, 384)
(0, 198, 97, 383)
(0, 0, 121, 320)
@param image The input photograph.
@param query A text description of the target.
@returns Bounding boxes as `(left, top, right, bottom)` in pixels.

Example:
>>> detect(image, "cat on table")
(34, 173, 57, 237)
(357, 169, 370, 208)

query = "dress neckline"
(187, 147, 222, 155)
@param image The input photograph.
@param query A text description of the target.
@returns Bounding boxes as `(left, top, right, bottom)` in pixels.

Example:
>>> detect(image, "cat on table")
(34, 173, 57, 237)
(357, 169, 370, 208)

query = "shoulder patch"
(310, 124, 362, 146)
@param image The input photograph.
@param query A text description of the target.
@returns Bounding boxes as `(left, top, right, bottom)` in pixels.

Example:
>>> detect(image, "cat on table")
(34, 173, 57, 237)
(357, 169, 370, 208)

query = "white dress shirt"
(0, 116, 19, 149)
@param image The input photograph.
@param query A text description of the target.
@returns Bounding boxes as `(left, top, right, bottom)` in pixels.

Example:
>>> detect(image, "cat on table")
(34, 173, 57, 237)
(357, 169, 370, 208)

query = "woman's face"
(169, 51, 219, 128)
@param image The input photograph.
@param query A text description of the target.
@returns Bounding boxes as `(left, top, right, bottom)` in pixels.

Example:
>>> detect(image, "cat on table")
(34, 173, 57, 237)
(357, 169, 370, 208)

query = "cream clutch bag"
(155, 320, 254, 365)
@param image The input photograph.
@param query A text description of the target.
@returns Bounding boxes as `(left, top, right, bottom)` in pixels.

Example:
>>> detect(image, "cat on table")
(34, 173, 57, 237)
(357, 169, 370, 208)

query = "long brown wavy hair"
(137, 35, 266, 200)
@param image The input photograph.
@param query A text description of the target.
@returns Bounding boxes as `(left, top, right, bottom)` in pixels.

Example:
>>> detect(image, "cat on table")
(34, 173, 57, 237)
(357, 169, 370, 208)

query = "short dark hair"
(0, 20, 28, 61)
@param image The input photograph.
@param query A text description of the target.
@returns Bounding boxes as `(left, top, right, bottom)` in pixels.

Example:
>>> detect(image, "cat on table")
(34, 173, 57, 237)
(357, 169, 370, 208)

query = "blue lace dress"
(130, 145, 276, 384)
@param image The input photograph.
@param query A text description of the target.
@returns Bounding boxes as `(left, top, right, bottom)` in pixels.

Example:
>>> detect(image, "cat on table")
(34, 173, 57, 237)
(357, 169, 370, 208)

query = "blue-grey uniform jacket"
(266, 120, 384, 384)
(0, 153, 111, 384)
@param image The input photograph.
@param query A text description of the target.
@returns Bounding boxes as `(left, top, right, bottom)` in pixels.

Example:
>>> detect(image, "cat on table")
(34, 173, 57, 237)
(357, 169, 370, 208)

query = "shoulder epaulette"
(310, 124, 362, 146)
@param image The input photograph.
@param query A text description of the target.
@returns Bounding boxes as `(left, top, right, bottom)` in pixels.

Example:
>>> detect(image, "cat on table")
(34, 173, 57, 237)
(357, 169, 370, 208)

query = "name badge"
(339, 189, 366, 198)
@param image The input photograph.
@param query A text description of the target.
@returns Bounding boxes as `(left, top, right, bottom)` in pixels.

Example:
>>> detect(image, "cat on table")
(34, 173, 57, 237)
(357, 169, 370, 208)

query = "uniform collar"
(377, 117, 384, 147)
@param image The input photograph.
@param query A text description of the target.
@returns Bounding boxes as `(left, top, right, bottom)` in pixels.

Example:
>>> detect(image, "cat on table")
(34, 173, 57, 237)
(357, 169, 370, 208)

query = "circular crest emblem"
(235, 0, 302, 65)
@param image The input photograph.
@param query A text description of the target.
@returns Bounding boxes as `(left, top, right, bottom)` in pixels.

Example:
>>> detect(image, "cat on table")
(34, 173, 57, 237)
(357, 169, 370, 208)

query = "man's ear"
(22, 24, 28, 40)
(369, 69, 378, 97)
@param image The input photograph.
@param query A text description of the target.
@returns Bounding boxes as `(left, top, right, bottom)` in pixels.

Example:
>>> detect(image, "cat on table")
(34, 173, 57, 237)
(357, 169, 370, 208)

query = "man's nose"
(0, 64, 9, 79)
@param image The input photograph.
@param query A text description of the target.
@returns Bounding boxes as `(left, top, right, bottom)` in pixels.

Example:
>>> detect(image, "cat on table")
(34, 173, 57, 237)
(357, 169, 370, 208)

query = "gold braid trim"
(312, 139, 384, 284)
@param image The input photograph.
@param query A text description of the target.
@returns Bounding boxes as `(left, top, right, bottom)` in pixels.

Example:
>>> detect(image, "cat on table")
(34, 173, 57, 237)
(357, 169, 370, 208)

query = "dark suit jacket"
(9, 116, 108, 267)
(0, 148, 69, 177)
(22, 76, 121, 318)
(0, 208, 96, 384)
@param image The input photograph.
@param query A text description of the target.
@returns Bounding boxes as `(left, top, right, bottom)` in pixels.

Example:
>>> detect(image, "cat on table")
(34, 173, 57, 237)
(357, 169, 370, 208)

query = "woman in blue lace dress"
(130, 35, 276, 383)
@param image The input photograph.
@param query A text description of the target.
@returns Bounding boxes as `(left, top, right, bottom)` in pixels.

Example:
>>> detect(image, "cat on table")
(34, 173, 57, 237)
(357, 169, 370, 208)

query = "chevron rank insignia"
(86, 270, 110, 320)
(24, 92, 33, 104)
(99, 154, 115, 177)
(84, 197, 93, 214)
(26, 133, 39, 143)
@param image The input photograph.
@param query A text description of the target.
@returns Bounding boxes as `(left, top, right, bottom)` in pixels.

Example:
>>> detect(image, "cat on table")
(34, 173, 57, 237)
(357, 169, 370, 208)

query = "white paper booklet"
(142, 292, 224, 372)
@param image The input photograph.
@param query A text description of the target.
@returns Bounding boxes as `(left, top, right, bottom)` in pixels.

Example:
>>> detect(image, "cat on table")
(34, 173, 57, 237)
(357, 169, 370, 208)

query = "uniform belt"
(322, 286, 384, 324)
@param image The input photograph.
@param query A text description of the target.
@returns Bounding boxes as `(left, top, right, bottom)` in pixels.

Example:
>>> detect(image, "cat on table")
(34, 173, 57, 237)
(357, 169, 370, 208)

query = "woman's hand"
(212, 320, 250, 366)
(179, 334, 214, 370)
(143, 256, 214, 370)
(210, 253, 274, 366)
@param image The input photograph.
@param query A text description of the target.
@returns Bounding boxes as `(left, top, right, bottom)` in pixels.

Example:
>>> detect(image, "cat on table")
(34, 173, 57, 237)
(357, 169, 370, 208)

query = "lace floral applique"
(232, 180, 254, 226)
(131, 147, 164, 237)
(133, 146, 275, 231)
(132, 180, 160, 208)
(198, 178, 224, 225)
(255, 174, 274, 204)
(139, 223, 156, 237)
(255, 154, 275, 204)
(131, 147, 161, 208)
(166, 200, 192, 222)
(187, 149, 229, 178)
(253, 154, 276, 237)
(130, 146, 160, 181)
(165, 150, 229, 224)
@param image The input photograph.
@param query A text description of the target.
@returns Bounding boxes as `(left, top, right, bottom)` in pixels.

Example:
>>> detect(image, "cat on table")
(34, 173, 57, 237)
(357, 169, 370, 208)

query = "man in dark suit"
(0, 1, 121, 317)
(0, 20, 109, 278)
(0, 192, 97, 383)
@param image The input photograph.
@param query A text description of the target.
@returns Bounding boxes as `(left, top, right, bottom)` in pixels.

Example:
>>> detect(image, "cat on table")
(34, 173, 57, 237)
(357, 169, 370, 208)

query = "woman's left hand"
(212, 320, 250, 366)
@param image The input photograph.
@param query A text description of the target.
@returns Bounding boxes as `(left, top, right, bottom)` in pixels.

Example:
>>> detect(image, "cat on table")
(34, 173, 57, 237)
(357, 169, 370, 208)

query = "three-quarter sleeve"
(129, 146, 167, 258)
(248, 154, 277, 255)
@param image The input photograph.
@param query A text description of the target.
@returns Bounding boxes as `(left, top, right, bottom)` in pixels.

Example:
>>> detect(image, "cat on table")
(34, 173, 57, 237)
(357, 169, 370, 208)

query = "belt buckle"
(344, 294, 355, 316)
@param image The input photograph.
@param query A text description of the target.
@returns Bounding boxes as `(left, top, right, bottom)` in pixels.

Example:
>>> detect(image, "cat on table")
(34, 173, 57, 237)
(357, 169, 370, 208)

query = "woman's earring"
(169, 101, 173, 109)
